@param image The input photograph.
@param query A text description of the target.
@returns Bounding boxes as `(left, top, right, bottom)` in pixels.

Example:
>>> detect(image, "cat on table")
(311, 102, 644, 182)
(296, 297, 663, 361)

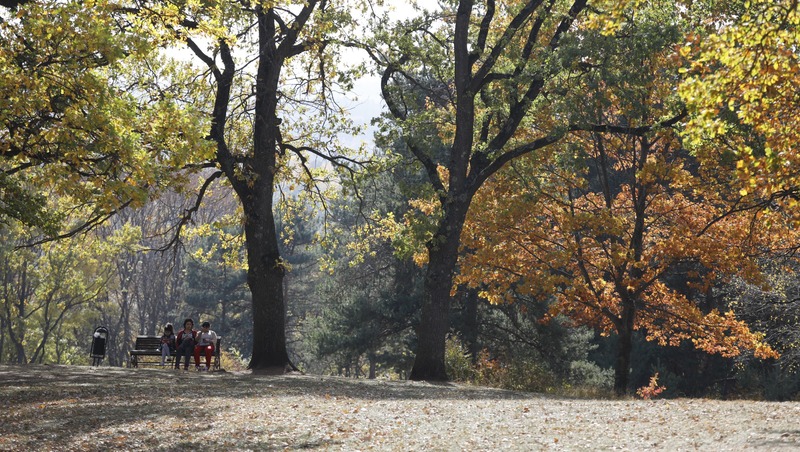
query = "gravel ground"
(0, 364, 798, 451)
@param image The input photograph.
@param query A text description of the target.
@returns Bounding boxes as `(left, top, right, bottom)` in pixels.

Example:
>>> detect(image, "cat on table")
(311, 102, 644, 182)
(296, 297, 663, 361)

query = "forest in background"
(2, 0, 800, 399)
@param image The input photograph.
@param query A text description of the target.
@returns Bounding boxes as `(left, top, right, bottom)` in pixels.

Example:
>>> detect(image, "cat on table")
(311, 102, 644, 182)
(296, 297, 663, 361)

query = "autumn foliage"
(455, 4, 784, 392)
(458, 130, 778, 353)
(681, 0, 800, 213)
(636, 373, 666, 400)
(0, 1, 211, 234)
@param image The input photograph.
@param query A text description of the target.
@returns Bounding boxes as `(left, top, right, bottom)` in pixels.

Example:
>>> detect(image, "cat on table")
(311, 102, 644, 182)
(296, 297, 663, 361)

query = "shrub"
(636, 373, 666, 400)
(445, 334, 616, 397)
(569, 360, 613, 389)
(220, 347, 249, 372)
(445, 335, 476, 382)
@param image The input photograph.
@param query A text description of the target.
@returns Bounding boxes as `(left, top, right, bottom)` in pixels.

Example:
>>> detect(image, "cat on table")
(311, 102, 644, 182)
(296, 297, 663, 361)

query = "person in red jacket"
(174, 318, 196, 370)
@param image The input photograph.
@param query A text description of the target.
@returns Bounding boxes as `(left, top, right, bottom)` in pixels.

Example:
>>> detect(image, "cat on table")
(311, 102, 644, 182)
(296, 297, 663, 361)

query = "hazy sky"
(337, 1, 422, 151)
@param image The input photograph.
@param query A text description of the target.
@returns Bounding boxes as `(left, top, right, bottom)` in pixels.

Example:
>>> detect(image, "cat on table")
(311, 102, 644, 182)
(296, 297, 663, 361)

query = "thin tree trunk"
(0, 257, 8, 364)
(0, 316, 5, 364)
(369, 353, 377, 379)
(12, 263, 28, 365)
(220, 292, 227, 338)
(614, 303, 636, 395)
(11, 296, 26, 365)
(462, 288, 479, 363)
(121, 289, 131, 365)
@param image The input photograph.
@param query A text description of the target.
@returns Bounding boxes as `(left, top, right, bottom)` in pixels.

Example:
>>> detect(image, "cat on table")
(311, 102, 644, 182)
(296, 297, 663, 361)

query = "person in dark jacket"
(174, 319, 196, 370)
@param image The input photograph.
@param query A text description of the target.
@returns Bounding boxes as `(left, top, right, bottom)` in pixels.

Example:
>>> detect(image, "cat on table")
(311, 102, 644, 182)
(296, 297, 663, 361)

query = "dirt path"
(0, 365, 797, 451)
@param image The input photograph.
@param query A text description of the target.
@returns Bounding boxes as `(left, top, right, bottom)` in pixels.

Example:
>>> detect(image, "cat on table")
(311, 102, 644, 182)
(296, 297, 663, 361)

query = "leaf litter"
(0, 364, 798, 451)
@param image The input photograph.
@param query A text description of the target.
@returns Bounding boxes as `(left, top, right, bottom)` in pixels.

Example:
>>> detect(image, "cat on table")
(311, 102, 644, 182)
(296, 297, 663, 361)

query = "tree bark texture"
(244, 214, 289, 369)
(410, 201, 470, 380)
(203, 6, 299, 371)
(613, 302, 636, 395)
(381, 0, 588, 381)
(241, 8, 291, 371)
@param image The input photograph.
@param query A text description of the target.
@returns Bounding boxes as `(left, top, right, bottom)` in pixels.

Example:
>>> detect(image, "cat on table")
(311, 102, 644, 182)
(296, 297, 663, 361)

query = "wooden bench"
(128, 335, 221, 370)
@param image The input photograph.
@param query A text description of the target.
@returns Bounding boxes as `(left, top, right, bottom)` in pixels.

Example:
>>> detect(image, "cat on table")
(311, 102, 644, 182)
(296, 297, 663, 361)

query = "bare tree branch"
(156, 170, 224, 252)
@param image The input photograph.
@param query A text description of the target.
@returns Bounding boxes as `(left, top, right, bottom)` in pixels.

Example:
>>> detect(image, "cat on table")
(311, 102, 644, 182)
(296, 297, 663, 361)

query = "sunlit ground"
(1, 364, 798, 451)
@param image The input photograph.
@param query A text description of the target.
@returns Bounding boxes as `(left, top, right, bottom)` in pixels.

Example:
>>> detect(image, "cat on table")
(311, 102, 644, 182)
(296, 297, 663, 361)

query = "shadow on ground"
(0, 364, 536, 403)
(0, 364, 538, 450)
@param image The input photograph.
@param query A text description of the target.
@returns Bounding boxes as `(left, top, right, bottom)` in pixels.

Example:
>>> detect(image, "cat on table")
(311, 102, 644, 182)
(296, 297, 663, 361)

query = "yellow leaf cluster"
(680, 0, 800, 214)
(0, 1, 213, 234)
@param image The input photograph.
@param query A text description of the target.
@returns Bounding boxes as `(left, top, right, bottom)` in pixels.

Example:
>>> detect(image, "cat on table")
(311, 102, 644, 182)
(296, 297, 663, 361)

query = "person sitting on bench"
(175, 319, 196, 370)
(194, 321, 218, 371)
(159, 323, 176, 366)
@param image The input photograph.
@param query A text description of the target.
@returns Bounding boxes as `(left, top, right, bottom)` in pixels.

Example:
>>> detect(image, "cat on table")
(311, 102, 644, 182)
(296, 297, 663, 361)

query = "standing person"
(159, 323, 176, 367)
(194, 321, 218, 371)
(174, 318, 196, 371)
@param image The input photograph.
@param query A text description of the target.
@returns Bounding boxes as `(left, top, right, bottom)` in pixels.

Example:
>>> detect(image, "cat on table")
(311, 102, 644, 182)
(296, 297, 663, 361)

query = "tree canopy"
(0, 1, 210, 236)
(2, 0, 800, 399)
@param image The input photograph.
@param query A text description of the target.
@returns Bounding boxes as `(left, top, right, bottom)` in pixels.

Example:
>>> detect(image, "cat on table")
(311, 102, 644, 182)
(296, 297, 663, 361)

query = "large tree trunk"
(244, 210, 290, 370)
(243, 8, 292, 372)
(197, 1, 321, 373)
(368, 353, 377, 379)
(612, 135, 647, 395)
(408, 0, 480, 381)
(410, 201, 470, 380)
(382, 0, 587, 383)
(410, 288, 451, 380)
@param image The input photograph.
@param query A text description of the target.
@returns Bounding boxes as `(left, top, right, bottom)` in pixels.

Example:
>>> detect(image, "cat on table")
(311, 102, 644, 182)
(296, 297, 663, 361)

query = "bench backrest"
(133, 335, 222, 353)
(133, 336, 162, 351)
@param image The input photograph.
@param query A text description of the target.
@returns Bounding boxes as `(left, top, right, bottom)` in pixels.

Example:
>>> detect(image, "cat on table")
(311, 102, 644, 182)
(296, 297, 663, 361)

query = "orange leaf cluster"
(636, 373, 666, 400)
(458, 127, 780, 360)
